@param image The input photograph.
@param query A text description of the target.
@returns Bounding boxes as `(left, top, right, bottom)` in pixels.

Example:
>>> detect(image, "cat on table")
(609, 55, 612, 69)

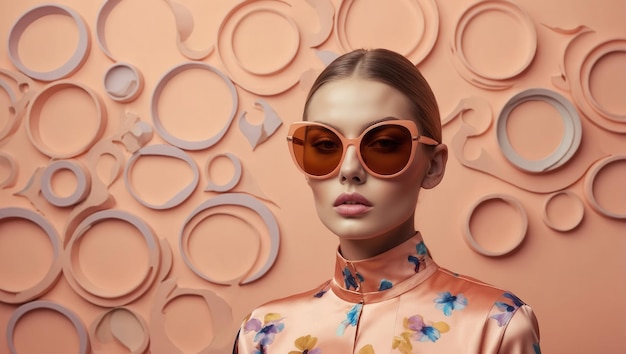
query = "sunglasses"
(287, 120, 439, 179)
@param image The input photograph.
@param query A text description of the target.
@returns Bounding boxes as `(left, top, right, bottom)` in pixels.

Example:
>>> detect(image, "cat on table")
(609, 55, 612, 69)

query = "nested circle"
(453, 0, 536, 81)
(336, 0, 439, 64)
(497, 88, 581, 173)
(584, 155, 626, 219)
(103, 62, 143, 102)
(464, 194, 528, 257)
(581, 40, 626, 122)
(41, 160, 90, 207)
(151, 62, 238, 150)
(0, 208, 62, 304)
(7, 4, 90, 81)
(231, 8, 300, 75)
(7, 301, 89, 354)
(64, 210, 160, 305)
(543, 191, 585, 232)
(26, 81, 106, 159)
(180, 193, 280, 285)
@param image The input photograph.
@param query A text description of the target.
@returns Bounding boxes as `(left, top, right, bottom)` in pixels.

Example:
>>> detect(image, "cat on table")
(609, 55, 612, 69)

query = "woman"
(234, 48, 540, 354)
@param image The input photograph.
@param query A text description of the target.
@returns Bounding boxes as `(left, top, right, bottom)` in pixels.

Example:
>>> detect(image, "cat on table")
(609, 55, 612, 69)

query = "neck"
(338, 220, 416, 260)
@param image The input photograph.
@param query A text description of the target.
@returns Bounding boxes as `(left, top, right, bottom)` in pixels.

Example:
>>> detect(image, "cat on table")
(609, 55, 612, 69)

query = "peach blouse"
(234, 233, 540, 353)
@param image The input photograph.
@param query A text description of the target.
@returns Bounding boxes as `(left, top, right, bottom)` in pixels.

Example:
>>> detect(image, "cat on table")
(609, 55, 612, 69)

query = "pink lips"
(333, 193, 373, 217)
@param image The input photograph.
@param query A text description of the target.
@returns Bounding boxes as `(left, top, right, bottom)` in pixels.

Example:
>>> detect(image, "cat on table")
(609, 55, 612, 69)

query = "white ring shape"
(40, 160, 91, 207)
(0, 208, 62, 304)
(151, 62, 238, 150)
(7, 4, 90, 81)
(464, 194, 528, 257)
(103, 62, 144, 103)
(7, 300, 89, 354)
(204, 153, 242, 192)
(124, 144, 199, 210)
(63, 210, 161, 306)
(26, 80, 107, 159)
(583, 155, 626, 219)
(180, 193, 280, 285)
(452, 0, 536, 88)
(497, 88, 582, 173)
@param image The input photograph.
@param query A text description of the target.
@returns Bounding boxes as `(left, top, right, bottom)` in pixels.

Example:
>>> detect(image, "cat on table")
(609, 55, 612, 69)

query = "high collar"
(330, 232, 438, 303)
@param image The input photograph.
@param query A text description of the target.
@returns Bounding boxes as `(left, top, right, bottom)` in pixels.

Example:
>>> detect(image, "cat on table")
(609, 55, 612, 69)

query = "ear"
(421, 143, 448, 189)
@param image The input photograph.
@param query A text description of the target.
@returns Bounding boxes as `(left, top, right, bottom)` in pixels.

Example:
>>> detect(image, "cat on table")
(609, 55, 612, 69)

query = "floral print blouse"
(234, 233, 540, 353)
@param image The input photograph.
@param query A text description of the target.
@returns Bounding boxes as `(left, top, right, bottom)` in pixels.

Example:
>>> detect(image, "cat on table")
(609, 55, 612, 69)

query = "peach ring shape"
(583, 155, 626, 219)
(40, 159, 91, 207)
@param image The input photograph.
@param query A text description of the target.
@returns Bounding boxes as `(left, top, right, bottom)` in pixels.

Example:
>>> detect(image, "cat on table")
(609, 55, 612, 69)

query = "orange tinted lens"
(292, 125, 343, 176)
(360, 124, 413, 175)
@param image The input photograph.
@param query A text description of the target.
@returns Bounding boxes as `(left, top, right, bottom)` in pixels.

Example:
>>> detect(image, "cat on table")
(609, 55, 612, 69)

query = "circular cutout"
(204, 153, 242, 192)
(7, 4, 90, 81)
(7, 300, 89, 354)
(583, 155, 626, 219)
(103, 62, 144, 102)
(151, 62, 238, 150)
(497, 88, 582, 173)
(543, 191, 585, 232)
(0, 152, 18, 189)
(40, 160, 91, 207)
(0, 208, 62, 304)
(63, 210, 161, 306)
(464, 194, 528, 257)
(26, 80, 107, 159)
(452, 0, 536, 88)
(231, 8, 300, 75)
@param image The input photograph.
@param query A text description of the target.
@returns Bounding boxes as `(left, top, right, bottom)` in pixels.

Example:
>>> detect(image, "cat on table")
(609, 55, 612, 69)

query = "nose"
(339, 145, 367, 184)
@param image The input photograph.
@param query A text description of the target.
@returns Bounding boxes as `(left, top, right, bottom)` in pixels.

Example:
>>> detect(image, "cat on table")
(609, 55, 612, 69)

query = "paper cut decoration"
(549, 25, 626, 133)
(542, 191, 584, 232)
(451, 0, 536, 90)
(305, 0, 334, 47)
(14, 167, 47, 213)
(40, 159, 91, 207)
(315, 49, 340, 66)
(180, 193, 280, 285)
(464, 194, 528, 257)
(164, 0, 214, 60)
(204, 153, 242, 193)
(0, 153, 18, 189)
(216, 0, 309, 95)
(336, 0, 439, 65)
(583, 155, 626, 219)
(151, 62, 238, 150)
(448, 96, 609, 194)
(0, 69, 35, 143)
(63, 209, 172, 306)
(103, 62, 144, 102)
(26, 80, 107, 159)
(7, 300, 90, 354)
(96, 0, 123, 61)
(150, 279, 234, 354)
(8, 4, 91, 81)
(112, 111, 153, 154)
(0, 208, 63, 304)
(90, 307, 150, 354)
(238, 99, 283, 150)
(496, 88, 582, 173)
(124, 144, 199, 209)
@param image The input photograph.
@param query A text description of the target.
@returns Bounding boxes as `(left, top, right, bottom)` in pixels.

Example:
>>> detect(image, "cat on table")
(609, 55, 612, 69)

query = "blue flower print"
(337, 303, 363, 336)
(313, 280, 331, 298)
(405, 315, 449, 343)
(342, 267, 364, 290)
(378, 279, 393, 291)
(490, 292, 525, 327)
(407, 255, 421, 272)
(244, 313, 285, 351)
(416, 241, 428, 255)
(533, 342, 541, 354)
(434, 291, 468, 316)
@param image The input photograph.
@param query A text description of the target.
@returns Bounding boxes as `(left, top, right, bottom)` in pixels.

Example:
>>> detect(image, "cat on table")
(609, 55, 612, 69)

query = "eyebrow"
(314, 116, 402, 134)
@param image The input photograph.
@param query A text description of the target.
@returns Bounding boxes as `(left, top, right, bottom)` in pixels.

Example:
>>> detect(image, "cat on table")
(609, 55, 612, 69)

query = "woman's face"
(304, 77, 446, 244)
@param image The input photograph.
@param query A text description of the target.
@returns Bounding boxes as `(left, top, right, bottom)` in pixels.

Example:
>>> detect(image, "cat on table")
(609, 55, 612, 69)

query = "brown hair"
(303, 48, 442, 143)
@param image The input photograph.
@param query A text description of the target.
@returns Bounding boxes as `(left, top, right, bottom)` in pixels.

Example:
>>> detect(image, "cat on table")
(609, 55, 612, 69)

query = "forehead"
(306, 78, 414, 134)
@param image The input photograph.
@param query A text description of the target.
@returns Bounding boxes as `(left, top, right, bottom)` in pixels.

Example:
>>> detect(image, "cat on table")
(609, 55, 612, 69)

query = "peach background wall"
(0, 0, 625, 353)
